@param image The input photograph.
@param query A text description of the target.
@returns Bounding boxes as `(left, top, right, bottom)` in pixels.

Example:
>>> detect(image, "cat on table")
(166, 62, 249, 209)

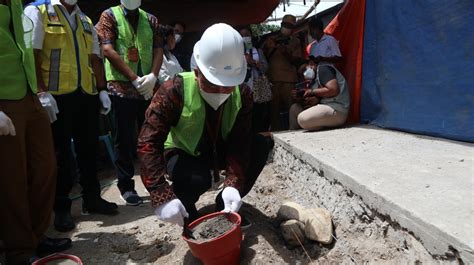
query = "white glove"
(155, 199, 189, 226)
(99, 90, 111, 115)
(137, 73, 157, 100)
(38, 92, 59, 123)
(131, 76, 141, 89)
(0, 111, 16, 136)
(222, 187, 242, 213)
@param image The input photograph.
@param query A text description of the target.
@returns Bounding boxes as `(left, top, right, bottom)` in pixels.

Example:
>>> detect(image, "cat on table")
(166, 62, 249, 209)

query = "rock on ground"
(302, 208, 333, 244)
(280, 219, 305, 247)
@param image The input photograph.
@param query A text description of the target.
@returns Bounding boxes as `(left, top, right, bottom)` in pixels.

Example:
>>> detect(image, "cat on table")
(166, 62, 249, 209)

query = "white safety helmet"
(193, 23, 247, 87)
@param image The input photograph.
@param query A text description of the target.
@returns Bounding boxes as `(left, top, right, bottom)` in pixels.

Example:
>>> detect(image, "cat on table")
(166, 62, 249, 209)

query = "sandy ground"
(46, 164, 444, 264)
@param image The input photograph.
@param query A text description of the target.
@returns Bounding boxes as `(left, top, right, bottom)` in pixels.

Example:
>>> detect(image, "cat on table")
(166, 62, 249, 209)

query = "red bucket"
(183, 212, 242, 265)
(32, 253, 82, 265)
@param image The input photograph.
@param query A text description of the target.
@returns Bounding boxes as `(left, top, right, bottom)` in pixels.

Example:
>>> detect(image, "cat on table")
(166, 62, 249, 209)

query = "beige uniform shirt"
(266, 34, 302, 83)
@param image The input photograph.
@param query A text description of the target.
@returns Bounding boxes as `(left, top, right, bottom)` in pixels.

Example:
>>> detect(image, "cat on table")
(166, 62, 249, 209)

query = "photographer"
(289, 61, 350, 131)
(264, 15, 304, 131)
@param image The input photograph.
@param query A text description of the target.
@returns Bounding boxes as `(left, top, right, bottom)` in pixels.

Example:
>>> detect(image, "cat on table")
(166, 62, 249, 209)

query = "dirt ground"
(47, 164, 444, 264)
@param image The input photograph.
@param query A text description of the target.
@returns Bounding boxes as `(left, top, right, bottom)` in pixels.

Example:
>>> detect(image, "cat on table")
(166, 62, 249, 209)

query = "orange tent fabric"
(324, 0, 366, 123)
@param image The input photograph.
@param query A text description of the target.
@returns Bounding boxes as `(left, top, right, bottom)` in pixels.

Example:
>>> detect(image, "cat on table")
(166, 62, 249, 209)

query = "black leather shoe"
(240, 215, 252, 230)
(36, 237, 72, 257)
(82, 197, 118, 215)
(54, 211, 76, 232)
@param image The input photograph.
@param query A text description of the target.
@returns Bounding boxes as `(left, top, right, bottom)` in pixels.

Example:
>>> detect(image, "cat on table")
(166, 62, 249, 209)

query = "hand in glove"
(38, 92, 59, 123)
(221, 187, 242, 213)
(155, 199, 189, 226)
(0, 111, 16, 136)
(137, 73, 157, 100)
(99, 90, 112, 115)
(131, 76, 141, 89)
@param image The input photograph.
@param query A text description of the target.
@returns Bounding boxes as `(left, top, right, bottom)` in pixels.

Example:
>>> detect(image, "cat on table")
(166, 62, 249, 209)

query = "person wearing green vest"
(138, 23, 274, 227)
(25, 0, 118, 234)
(0, 0, 71, 263)
(96, 0, 164, 206)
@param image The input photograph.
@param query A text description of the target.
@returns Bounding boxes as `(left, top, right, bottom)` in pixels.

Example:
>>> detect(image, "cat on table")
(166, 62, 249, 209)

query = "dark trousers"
(166, 134, 274, 220)
(252, 102, 271, 133)
(52, 90, 101, 212)
(0, 92, 56, 264)
(112, 96, 149, 194)
(270, 82, 294, 131)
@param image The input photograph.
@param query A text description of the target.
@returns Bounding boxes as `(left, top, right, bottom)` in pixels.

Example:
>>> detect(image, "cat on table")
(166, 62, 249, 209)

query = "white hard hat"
(193, 23, 247, 87)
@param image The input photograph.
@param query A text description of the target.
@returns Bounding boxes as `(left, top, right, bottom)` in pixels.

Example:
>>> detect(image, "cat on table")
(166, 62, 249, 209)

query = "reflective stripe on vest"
(38, 4, 96, 95)
(164, 72, 242, 156)
(104, 6, 153, 82)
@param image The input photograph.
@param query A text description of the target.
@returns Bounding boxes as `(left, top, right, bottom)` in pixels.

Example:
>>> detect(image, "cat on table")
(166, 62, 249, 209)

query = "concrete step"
(272, 126, 473, 263)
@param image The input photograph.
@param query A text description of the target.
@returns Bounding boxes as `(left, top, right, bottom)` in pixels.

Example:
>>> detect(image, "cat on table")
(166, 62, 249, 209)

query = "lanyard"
(205, 107, 224, 183)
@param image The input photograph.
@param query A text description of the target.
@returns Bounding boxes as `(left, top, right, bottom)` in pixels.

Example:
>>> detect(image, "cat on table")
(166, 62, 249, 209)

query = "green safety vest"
(104, 6, 153, 81)
(164, 72, 242, 156)
(0, 0, 37, 100)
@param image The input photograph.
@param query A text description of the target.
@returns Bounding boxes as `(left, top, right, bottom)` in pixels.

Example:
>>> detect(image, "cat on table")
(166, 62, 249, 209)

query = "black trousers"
(166, 134, 274, 220)
(52, 90, 101, 212)
(252, 102, 271, 133)
(112, 96, 149, 194)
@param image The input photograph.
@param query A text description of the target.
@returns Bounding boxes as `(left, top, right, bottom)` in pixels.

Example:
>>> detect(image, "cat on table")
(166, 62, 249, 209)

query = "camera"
(295, 81, 310, 97)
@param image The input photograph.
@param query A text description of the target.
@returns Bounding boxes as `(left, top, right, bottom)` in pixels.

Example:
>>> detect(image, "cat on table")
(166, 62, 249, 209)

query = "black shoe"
(120, 191, 143, 206)
(54, 211, 76, 232)
(240, 215, 252, 230)
(82, 197, 118, 215)
(36, 237, 72, 257)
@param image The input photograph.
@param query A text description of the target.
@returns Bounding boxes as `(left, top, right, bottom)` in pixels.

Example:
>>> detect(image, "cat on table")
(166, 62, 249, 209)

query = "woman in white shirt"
(158, 25, 184, 84)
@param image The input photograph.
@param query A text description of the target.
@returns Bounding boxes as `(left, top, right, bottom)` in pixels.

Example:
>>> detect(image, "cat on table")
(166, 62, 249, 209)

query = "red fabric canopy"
(325, 0, 366, 123)
(80, 0, 280, 31)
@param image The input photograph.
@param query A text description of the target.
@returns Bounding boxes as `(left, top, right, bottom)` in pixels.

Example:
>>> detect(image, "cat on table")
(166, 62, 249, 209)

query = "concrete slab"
(273, 126, 474, 263)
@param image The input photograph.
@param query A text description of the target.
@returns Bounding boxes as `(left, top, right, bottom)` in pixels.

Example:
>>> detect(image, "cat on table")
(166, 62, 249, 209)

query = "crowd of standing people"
(0, 0, 349, 263)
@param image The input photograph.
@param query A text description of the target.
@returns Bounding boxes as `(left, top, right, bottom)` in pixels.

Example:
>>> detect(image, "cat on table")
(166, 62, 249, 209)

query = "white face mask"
(242, 36, 252, 45)
(303, 67, 315, 80)
(121, 0, 141, 10)
(199, 89, 231, 111)
(175, 34, 182, 43)
(63, 0, 77, 6)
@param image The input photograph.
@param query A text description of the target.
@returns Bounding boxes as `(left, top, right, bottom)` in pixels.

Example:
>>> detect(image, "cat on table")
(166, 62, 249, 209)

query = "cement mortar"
(271, 143, 459, 264)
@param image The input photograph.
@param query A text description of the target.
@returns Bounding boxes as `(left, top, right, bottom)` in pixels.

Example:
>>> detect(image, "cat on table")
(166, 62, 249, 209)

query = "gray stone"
(277, 201, 306, 221)
(302, 208, 333, 244)
(280, 219, 305, 247)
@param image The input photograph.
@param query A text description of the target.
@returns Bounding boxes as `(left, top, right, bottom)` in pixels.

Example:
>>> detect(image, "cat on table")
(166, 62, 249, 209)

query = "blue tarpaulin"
(361, 0, 474, 142)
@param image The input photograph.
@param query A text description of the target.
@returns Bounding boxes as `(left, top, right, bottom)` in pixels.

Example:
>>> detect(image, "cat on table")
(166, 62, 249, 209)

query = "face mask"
(63, 0, 77, 5)
(175, 34, 182, 43)
(242, 36, 253, 51)
(121, 0, 141, 10)
(199, 89, 231, 111)
(242, 36, 252, 45)
(304, 67, 315, 80)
